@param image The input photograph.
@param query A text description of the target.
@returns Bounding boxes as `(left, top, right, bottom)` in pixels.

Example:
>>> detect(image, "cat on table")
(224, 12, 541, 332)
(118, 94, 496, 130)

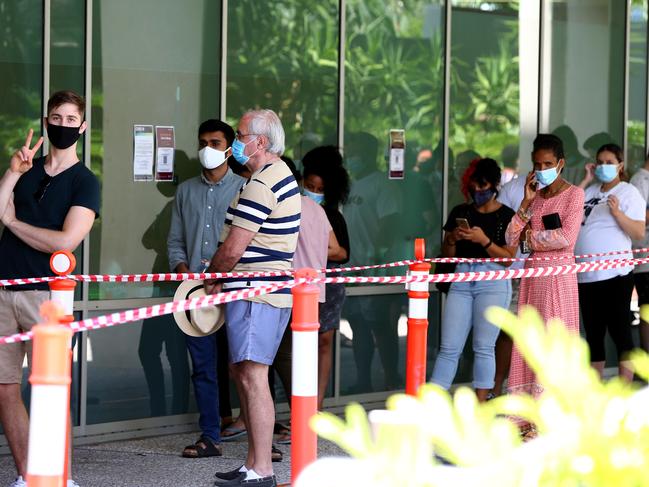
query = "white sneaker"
(8, 476, 78, 487)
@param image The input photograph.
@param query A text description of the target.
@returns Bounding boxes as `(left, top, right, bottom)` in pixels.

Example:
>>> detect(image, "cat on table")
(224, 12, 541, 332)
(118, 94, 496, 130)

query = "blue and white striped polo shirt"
(220, 160, 301, 308)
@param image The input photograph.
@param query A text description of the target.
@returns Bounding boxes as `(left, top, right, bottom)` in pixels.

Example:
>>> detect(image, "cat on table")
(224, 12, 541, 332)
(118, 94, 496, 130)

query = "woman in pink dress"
(505, 134, 585, 396)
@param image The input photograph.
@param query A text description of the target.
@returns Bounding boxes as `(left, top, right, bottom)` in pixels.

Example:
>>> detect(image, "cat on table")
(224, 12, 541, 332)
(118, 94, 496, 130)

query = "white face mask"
(198, 146, 230, 170)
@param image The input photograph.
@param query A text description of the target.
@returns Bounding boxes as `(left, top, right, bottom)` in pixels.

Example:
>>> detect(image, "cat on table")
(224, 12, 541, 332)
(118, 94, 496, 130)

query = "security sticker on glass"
(388, 129, 405, 180)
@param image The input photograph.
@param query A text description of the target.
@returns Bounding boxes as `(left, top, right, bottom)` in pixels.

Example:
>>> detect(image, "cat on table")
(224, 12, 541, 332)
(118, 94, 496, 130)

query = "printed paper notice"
(133, 125, 154, 182)
(155, 126, 175, 181)
(388, 129, 405, 180)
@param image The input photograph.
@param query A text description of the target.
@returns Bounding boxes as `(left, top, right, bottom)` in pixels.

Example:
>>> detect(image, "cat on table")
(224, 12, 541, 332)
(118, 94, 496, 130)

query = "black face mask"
(46, 121, 82, 149)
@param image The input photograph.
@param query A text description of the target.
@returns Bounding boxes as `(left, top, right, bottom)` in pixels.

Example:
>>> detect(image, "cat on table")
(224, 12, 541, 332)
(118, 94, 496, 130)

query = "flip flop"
(221, 424, 248, 441)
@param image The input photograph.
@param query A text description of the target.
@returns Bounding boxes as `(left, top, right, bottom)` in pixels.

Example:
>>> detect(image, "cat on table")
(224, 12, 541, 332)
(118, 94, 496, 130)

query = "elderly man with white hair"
(205, 109, 301, 487)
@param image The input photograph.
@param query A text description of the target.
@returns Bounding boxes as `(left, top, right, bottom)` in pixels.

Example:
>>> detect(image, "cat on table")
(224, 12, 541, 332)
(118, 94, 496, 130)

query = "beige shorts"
(0, 290, 49, 384)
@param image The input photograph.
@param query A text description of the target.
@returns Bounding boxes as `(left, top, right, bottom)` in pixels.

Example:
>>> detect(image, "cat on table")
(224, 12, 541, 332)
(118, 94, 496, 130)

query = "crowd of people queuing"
(1, 90, 649, 486)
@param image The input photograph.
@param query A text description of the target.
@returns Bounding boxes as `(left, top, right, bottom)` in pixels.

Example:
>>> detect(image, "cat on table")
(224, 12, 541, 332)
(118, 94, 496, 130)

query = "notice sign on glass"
(388, 129, 405, 180)
(155, 126, 175, 181)
(133, 124, 154, 182)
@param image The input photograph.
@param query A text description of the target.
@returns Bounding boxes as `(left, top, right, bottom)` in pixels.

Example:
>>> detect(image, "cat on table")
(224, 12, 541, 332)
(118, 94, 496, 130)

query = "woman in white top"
(576, 143, 646, 380)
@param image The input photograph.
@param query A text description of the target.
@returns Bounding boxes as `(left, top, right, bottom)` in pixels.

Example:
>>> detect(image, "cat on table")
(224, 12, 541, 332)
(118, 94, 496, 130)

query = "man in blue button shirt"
(167, 119, 244, 457)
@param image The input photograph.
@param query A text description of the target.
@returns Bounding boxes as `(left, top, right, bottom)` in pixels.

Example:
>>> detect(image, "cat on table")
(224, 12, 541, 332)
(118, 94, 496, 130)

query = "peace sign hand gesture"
(10, 129, 43, 174)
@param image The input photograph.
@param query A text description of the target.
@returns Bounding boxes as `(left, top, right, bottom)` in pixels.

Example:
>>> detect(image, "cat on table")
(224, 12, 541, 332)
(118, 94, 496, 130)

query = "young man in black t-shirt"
(0, 90, 100, 487)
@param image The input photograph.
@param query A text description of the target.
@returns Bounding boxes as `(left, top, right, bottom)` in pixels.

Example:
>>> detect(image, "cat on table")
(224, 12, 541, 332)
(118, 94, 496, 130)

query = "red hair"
(460, 158, 481, 202)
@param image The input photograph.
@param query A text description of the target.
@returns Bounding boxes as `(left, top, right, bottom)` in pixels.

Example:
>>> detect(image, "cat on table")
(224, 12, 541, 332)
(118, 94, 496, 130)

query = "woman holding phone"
(575, 143, 645, 380)
(430, 158, 516, 401)
(505, 134, 585, 400)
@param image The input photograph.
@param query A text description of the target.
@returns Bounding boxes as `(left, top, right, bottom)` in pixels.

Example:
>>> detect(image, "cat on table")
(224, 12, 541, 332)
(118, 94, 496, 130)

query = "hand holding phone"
(456, 217, 470, 230)
(524, 171, 538, 202)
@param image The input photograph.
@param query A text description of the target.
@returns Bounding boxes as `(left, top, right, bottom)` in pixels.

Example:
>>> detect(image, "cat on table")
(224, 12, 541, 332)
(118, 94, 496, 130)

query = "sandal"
(276, 431, 291, 445)
(182, 436, 222, 458)
(273, 422, 290, 435)
(272, 444, 283, 462)
(221, 424, 248, 442)
(519, 424, 538, 442)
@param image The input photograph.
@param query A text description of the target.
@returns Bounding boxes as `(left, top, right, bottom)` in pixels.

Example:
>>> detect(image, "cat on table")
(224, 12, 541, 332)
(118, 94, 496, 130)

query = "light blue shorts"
(225, 300, 291, 365)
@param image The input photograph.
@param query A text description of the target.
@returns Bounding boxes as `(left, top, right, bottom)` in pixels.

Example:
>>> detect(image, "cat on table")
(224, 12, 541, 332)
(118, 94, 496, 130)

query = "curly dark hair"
(461, 157, 501, 202)
(302, 145, 351, 208)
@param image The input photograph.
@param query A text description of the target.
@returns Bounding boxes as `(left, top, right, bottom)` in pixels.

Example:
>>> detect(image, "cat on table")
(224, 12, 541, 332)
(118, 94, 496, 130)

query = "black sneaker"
(241, 476, 277, 487)
(215, 466, 246, 481)
(215, 472, 247, 486)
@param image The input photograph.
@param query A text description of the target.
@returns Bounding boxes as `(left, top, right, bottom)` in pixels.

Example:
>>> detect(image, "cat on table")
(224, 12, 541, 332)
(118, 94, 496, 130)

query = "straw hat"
(172, 280, 224, 337)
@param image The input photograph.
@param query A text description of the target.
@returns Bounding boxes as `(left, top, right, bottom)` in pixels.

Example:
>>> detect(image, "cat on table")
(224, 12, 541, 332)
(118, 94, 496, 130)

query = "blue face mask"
(231, 137, 258, 165)
(303, 188, 325, 205)
(471, 188, 495, 207)
(535, 166, 560, 187)
(595, 164, 619, 183)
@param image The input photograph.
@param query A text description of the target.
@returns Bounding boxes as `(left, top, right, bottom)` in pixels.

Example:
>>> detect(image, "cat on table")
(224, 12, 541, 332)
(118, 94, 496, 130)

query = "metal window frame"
(23, 0, 649, 449)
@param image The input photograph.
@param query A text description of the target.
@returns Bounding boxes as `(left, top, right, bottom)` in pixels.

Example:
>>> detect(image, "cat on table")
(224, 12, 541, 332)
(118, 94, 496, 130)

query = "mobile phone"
(456, 217, 470, 230)
(542, 212, 562, 230)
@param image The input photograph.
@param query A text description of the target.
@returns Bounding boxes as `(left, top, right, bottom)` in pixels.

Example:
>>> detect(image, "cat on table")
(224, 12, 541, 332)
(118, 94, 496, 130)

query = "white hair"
(245, 109, 285, 156)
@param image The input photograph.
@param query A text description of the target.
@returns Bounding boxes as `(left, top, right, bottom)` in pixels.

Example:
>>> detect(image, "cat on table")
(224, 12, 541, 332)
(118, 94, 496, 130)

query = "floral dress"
(504, 184, 585, 395)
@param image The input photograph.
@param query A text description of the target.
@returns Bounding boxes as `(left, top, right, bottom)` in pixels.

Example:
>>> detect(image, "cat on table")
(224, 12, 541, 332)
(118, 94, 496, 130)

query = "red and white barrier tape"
(3, 256, 649, 346)
(0, 280, 297, 345)
(2, 247, 648, 287)
(319, 257, 649, 286)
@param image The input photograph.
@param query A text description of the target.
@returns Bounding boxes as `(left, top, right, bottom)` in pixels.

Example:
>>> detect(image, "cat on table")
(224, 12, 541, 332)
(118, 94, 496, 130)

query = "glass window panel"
(448, 1, 520, 211)
(51, 0, 85, 95)
(0, 0, 43, 438)
(0, 0, 43, 171)
(86, 312, 194, 424)
(339, 292, 441, 395)
(89, 0, 221, 300)
(226, 0, 339, 161)
(344, 0, 446, 266)
(628, 0, 647, 175)
(543, 0, 626, 184)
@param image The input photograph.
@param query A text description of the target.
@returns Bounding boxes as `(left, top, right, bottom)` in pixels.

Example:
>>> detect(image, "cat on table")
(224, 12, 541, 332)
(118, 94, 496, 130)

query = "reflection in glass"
(344, 0, 446, 264)
(544, 0, 626, 183)
(89, 0, 220, 299)
(51, 0, 85, 95)
(226, 0, 339, 162)
(448, 1, 520, 210)
(339, 293, 443, 396)
(628, 1, 647, 175)
(0, 0, 43, 169)
(87, 314, 192, 424)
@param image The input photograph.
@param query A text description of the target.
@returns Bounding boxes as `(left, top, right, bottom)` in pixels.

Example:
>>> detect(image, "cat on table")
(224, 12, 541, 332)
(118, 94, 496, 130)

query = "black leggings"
(578, 273, 634, 363)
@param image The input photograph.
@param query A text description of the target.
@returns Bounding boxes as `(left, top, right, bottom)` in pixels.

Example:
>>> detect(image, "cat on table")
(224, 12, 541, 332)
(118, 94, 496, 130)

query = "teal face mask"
(303, 188, 325, 205)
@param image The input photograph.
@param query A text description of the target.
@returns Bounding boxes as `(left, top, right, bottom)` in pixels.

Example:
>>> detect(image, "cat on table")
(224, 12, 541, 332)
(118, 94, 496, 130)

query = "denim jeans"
(186, 333, 221, 443)
(431, 262, 512, 390)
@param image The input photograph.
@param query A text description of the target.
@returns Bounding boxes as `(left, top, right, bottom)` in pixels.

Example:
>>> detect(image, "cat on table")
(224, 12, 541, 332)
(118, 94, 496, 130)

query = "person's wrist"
(482, 238, 493, 249)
